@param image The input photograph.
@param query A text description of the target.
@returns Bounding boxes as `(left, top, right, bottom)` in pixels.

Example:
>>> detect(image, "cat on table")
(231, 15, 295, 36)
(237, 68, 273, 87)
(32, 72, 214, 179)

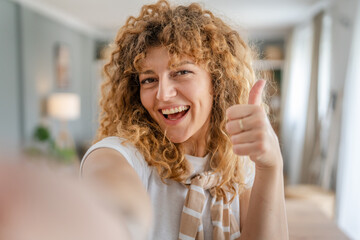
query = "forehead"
(138, 46, 196, 71)
(144, 47, 170, 63)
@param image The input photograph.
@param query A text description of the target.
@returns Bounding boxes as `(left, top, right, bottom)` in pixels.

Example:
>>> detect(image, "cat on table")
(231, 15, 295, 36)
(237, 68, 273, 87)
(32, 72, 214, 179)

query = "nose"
(156, 75, 177, 101)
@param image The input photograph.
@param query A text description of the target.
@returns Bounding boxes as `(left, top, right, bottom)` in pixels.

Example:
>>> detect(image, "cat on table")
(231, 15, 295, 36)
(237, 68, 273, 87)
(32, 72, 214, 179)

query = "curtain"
(300, 11, 336, 189)
(336, 0, 360, 238)
(300, 12, 324, 184)
(280, 21, 313, 185)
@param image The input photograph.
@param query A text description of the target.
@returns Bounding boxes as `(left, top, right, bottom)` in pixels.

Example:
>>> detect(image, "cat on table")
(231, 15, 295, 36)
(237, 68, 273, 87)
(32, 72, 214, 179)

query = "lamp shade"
(47, 93, 80, 120)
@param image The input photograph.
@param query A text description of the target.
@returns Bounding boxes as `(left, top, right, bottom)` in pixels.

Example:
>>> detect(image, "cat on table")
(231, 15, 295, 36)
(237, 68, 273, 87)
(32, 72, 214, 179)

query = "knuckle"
(226, 123, 234, 134)
(257, 131, 265, 141)
(234, 145, 245, 155)
(227, 105, 240, 117)
(257, 142, 266, 152)
(254, 105, 262, 114)
(233, 145, 241, 155)
(231, 135, 238, 144)
(255, 118, 264, 127)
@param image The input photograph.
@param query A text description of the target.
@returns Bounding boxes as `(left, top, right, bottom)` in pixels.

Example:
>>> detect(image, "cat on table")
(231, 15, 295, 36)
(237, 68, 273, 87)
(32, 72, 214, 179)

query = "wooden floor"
(286, 199, 349, 240)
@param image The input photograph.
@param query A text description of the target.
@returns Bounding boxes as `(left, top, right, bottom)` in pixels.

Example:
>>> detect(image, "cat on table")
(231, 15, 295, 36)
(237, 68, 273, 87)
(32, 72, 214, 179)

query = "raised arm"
(228, 80, 289, 240)
(0, 159, 133, 240)
(81, 148, 153, 240)
(241, 162, 288, 239)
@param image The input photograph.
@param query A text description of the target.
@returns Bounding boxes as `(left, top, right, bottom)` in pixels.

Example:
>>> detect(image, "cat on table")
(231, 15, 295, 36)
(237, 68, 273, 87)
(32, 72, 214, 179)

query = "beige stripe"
(179, 172, 241, 240)
(185, 190, 206, 213)
(211, 203, 224, 222)
(213, 226, 223, 239)
(179, 213, 200, 238)
(223, 208, 230, 227)
(197, 230, 204, 240)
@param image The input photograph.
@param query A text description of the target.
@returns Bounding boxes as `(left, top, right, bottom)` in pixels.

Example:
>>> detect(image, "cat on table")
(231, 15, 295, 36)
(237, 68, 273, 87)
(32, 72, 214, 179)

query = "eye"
(173, 70, 192, 77)
(140, 78, 157, 85)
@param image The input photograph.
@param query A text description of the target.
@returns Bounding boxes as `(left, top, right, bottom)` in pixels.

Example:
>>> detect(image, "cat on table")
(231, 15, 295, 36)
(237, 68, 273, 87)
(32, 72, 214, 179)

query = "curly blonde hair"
(97, 0, 258, 200)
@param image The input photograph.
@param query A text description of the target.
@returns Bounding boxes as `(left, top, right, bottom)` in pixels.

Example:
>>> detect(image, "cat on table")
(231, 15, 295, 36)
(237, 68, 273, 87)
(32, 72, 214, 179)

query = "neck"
(183, 120, 211, 157)
(183, 140, 207, 157)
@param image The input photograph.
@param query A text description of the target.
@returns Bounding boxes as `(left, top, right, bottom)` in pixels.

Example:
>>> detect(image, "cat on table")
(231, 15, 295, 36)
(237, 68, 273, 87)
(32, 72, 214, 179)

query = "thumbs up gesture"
(226, 80, 283, 169)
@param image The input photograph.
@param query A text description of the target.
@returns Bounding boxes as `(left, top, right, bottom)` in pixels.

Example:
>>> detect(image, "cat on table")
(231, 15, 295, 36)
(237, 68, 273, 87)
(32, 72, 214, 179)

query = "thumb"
(248, 80, 266, 105)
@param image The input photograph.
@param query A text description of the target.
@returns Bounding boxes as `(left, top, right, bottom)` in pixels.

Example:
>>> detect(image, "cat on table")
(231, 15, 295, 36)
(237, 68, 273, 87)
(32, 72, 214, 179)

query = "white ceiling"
(13, 0, 333, 39)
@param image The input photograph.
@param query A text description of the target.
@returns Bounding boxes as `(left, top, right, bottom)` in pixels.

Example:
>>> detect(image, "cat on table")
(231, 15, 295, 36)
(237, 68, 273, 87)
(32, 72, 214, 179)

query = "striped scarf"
(179, 172, 241, 240)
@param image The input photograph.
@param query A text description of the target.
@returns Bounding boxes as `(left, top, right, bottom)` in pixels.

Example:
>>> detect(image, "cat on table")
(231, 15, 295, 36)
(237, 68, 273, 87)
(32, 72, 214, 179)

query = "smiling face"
(139, 47, 213, 156)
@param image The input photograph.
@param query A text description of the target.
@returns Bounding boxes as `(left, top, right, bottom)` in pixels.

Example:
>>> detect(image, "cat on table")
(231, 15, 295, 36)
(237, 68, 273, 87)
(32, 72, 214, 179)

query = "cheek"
(205, 95, 214, 115)
(140, 90, 151, 111)
(200, 87, 214, 108)
(202, 91, 214, 119)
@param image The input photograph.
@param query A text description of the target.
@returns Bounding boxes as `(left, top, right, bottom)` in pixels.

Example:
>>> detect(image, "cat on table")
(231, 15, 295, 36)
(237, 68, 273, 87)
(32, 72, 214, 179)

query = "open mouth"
(160, 106, 190, 121)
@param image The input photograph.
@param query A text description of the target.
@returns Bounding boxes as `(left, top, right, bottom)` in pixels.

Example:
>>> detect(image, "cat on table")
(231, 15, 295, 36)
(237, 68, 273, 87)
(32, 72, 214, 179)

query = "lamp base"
(56, 128, 75, 150)
(53, 121, 78, 163)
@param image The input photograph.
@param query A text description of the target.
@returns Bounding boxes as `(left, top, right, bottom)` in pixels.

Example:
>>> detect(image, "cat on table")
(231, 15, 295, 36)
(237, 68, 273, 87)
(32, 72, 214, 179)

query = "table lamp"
(47, 93, 80, 150)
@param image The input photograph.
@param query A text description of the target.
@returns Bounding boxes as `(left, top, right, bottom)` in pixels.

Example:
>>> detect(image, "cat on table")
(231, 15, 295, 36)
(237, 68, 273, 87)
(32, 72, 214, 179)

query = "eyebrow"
(139, 60, 195, 75)
(171, 60, 194, 68)
(139, 69, 155, 75)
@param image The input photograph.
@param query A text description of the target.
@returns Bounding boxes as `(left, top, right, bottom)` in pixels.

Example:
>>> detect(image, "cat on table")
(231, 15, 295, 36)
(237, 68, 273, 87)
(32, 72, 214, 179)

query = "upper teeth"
(162, 106, 189, 115)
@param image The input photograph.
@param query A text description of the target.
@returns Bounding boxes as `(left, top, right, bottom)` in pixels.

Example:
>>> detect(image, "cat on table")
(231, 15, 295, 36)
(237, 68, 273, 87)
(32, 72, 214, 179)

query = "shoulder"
(81, 137, 138, 165)
(80, 136, 152, 188)
(80, 138, 153, 237)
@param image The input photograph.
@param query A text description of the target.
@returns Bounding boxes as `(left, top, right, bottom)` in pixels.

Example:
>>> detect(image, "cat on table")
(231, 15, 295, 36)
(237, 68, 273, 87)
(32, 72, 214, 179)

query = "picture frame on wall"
(54, 43, 71, 89)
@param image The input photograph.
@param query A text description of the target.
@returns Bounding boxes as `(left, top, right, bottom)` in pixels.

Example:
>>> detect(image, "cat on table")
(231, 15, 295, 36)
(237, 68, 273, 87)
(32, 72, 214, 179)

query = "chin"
(165, 132, 190, 144)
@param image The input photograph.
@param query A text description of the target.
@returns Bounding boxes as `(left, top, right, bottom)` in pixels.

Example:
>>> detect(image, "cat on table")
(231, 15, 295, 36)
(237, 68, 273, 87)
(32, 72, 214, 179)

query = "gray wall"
(20, 6, 96, 147)
(0, 0, 98, 154)
(0, 0, 22, 153)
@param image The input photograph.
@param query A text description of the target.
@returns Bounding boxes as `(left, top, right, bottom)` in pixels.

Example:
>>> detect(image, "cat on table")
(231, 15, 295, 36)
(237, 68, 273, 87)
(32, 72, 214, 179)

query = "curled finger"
(230, 130, 264, 145)
(232, 142, 262, 156)
(226, 114, 264, 135)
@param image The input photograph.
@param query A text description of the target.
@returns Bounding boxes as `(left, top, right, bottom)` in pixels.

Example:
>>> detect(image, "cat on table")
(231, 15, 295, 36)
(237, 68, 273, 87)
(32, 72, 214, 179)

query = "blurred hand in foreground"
(0, 159, 131, 240)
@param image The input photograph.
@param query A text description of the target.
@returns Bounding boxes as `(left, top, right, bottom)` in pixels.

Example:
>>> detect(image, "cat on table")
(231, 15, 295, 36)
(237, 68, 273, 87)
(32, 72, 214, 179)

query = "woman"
(81, 1, 288, 239)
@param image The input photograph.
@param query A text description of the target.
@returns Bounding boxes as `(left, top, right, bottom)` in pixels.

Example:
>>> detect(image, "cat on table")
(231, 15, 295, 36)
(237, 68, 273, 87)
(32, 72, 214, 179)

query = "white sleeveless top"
(80, 136, 255, 240)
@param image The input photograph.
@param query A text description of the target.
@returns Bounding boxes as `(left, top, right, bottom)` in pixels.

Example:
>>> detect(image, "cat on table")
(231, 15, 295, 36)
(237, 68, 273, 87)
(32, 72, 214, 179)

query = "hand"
(0, 161, 131, 240)
(225, 80, 282, 169)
